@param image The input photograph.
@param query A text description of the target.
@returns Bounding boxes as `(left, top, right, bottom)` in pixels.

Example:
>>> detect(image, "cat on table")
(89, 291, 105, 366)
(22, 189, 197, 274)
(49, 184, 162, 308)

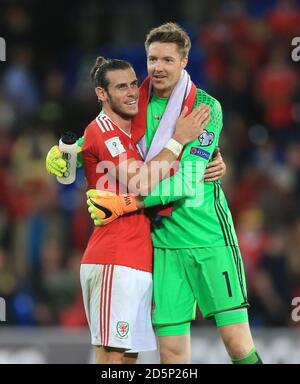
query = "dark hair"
(90, 56, 132, 90)
(145, 22, 191, 58)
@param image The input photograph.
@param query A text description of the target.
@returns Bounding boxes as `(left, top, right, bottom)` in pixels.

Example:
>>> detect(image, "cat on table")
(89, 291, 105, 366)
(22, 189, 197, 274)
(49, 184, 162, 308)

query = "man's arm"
(45, 116, 226, 183)
(45, 104, 209, 183)
(88, 99, 224, 224)
(203, 147, 226, 182)
(114, 104, 210, 195)
(142, 99, 223, 208)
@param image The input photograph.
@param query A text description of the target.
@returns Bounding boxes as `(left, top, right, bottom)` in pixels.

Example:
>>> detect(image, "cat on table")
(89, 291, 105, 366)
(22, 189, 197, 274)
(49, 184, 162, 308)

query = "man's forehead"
(107, 68, 137, 86)
(148, 42, 180, 56)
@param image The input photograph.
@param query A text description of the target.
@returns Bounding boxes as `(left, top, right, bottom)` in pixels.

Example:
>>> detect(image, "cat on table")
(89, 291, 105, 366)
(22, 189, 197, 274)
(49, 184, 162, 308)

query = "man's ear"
(95, 87, 106, 103)
(181, 56, 188, 69)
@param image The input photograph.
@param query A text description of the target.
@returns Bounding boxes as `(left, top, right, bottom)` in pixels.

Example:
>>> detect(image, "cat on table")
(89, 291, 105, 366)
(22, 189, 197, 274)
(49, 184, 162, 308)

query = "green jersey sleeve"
(143, 97, 223, 208)
(76, 135, 84, 168)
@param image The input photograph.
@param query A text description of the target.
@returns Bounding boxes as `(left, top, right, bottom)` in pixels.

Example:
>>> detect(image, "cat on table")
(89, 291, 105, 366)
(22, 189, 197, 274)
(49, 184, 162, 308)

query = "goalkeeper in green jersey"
(46, 23, 262, 364)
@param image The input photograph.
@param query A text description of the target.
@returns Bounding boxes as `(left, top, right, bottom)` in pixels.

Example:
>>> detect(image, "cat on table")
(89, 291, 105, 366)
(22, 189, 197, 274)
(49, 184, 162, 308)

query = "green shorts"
(152, 246, 249, 330)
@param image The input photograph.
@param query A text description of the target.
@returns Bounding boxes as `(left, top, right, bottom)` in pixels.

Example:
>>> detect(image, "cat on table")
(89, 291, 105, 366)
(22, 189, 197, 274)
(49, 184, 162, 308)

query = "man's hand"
(46, 145, 67, 177)
(173, 104, 211, 146)
(87, 189, 138, 226)
(203, 147, 226, 182)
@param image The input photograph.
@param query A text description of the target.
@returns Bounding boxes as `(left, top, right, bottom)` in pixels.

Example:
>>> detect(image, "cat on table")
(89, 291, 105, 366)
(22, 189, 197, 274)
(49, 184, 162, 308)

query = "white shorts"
(80, 264, 157, 353)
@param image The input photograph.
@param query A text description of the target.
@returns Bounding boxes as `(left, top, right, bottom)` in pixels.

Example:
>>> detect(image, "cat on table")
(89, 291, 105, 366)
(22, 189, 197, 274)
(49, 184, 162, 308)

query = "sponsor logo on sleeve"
(190, 147, 210, 160)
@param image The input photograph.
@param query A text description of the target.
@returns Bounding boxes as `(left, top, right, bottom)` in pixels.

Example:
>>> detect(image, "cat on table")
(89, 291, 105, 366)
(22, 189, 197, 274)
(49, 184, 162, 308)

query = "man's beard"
(107, 93, 136, 120)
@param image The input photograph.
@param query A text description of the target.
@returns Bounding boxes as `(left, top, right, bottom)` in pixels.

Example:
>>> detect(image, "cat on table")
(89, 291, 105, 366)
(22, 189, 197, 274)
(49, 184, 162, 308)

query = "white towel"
(138, 69, 192, 162)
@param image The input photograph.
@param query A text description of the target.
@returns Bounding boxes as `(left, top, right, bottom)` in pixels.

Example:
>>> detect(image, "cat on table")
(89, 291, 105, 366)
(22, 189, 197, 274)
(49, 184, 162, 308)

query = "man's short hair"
(145, 22, 191, 58)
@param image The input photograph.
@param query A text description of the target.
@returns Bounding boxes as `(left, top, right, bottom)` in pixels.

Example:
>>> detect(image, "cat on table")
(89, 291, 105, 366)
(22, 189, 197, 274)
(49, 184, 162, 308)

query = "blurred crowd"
(0, 0, 300, 329)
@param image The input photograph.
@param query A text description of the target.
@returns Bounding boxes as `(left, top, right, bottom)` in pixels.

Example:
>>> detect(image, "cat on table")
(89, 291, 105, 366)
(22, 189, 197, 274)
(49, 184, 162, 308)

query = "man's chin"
(112, 106, 138, 120)
(127, 108, 138, 117)
(122, 110, 138, 119)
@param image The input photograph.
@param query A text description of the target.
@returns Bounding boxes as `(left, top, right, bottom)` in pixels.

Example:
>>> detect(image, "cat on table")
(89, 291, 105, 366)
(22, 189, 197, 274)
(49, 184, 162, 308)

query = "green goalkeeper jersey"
(143, 90, 239, 249)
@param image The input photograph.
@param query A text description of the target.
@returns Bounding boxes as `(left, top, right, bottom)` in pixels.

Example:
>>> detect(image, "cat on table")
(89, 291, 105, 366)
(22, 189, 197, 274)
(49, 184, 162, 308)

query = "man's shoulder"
(84, 118, 98, 133)
(194, 88, 223, 129)
(84, 114, 118, 141)
(194, 88, 221, 110)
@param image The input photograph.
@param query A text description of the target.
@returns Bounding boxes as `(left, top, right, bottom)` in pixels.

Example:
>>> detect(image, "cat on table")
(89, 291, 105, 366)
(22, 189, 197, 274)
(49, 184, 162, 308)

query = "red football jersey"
(81, 113, 152, 272)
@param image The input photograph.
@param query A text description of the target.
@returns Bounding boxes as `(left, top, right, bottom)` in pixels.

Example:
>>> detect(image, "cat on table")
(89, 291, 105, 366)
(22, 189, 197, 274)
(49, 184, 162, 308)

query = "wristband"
(164, 138, 183, 158)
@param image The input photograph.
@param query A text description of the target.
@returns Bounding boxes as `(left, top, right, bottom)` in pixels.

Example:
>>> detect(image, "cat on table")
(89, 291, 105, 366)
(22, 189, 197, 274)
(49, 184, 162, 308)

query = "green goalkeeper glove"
(87, 189, 138, 226)
(46, 145, 67, 177)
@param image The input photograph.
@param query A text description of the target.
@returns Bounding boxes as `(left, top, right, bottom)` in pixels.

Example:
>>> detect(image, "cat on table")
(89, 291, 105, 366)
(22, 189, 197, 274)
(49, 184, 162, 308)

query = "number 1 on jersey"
(222, 271, 232, 297)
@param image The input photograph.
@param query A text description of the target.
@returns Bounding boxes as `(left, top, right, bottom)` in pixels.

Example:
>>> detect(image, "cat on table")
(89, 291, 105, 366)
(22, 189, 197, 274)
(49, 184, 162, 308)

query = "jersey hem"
(152, 243, 239, 249)
(80, 261, 152, 274)
(205, 303, 250, 319)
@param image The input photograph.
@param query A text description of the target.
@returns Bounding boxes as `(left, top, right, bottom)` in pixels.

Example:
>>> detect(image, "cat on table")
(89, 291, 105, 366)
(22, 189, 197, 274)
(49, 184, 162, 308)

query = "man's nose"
(154, 61, 163, 72)
(127, 86, 137, 97)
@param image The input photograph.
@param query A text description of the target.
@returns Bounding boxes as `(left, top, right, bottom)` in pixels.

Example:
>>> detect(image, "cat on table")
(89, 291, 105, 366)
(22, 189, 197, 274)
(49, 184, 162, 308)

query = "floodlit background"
(0, 0, 300, 363)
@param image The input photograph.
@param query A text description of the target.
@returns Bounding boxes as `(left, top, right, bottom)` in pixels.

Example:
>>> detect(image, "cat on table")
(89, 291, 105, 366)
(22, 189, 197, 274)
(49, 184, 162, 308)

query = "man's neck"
(102, 108, 132, 135)
(153, 88, 172, 99)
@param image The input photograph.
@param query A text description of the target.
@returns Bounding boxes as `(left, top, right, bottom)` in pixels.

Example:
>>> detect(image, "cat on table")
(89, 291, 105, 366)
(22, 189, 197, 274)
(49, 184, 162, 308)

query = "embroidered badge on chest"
(105, 137, 126, 157)
(199, 130, 214, 146)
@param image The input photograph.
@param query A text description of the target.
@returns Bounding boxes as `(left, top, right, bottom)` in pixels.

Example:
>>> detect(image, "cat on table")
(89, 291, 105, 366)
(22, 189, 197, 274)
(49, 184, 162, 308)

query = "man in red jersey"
(80, 56, 210, 364)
